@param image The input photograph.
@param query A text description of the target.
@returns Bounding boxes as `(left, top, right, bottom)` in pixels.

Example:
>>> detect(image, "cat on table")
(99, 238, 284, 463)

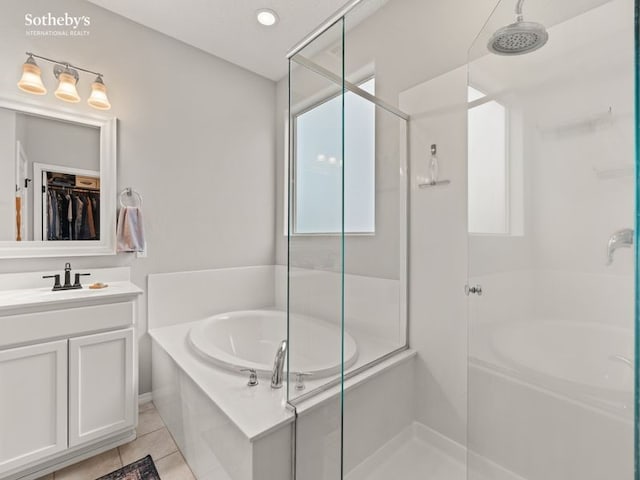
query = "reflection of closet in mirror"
(0, 108, 100, 242)
(33, 165, 100, 242)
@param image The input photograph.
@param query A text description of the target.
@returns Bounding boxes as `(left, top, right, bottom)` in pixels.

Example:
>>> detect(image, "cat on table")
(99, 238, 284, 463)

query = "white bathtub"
(188, 309, 358, 378)
(490, 320, 633, 402)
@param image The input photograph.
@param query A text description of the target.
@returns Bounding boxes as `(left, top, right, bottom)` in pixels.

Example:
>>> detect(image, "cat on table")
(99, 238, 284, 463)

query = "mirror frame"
(0, 97, 117, 258)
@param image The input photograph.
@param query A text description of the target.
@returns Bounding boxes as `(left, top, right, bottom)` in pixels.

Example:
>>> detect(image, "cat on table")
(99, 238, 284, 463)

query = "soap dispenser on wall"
(418, 143, 450, 188)
(428, 144, 439, 183)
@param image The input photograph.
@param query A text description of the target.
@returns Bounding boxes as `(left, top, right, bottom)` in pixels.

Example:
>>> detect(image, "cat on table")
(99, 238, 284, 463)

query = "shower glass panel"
(339, 102, 408, 478)
(287, 3, 409, 477)
(287, 19, 345, 480)
(467, 1, 636, 479)
(339, 2, 410, 477)
(287, 18, 344, 400)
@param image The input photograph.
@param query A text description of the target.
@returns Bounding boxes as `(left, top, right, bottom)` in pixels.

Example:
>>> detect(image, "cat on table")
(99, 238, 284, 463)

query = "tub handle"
(240, 368, 259, 387)
(295, 372, 312, 391)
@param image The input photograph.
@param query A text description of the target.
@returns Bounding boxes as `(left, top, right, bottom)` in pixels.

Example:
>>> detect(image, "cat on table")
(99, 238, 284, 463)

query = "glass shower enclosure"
(286, 0, 638, 478)
(467, 0, 636, 478)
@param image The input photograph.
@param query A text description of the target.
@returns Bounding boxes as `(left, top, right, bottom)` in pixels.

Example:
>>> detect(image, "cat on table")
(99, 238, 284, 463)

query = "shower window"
(468, 86, 524, 235)
(292, 78, 375, 234)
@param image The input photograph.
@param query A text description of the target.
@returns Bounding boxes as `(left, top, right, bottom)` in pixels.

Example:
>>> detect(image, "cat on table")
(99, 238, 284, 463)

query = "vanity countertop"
(0, 281, 142, 315)
(0, 267, 142, 348)
(0, 267, 142, 315)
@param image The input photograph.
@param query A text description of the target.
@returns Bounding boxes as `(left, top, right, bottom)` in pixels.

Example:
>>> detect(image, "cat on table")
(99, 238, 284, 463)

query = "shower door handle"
(465, 284, 483, 296)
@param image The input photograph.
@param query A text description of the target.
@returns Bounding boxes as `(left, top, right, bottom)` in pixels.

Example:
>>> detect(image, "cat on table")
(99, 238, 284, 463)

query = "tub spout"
(271, 339, 288, 389)
(606, 228, 634, 265)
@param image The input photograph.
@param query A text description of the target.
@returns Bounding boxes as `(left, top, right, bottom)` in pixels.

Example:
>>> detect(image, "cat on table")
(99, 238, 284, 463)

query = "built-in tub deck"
(150, 318, 415, 441)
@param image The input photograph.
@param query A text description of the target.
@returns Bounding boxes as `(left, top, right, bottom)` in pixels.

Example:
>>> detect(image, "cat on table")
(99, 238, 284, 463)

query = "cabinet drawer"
(0, 301, 134, 349)
(75, 176, 99, 190)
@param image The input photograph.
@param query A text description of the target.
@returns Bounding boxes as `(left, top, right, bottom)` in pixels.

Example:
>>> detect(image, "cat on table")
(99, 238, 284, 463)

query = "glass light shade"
(17, 61, 47, 95)
(87, 78, 111, 110)
(54, 72, 81, 103)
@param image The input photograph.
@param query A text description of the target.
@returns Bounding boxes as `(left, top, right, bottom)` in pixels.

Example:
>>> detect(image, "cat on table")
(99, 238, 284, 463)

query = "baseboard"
(138, 392, 153, 405)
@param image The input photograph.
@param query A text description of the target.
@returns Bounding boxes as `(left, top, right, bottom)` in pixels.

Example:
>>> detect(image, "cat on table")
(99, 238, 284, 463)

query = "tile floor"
(37, 402, 195, 480)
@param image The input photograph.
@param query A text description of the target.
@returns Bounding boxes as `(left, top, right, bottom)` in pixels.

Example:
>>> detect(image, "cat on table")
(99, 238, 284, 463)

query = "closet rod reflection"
(46, 186, 100, 193)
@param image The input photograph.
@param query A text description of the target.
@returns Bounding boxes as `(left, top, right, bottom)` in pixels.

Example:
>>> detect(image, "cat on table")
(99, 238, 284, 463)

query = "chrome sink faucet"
(606, 228, 634, 265)
(271, 339, 288, 389)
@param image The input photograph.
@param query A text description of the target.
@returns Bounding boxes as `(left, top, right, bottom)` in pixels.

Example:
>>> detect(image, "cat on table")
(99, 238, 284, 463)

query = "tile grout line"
(154, 422, 193, 475)
(142, 404, 196, 476)
(137, 423, 165, 437)
(154, 450, 197, 479)
(120, 428, 177, 465)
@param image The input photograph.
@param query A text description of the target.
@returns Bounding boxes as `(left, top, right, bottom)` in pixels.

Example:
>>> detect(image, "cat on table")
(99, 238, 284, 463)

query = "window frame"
(289, 76, 376, 237)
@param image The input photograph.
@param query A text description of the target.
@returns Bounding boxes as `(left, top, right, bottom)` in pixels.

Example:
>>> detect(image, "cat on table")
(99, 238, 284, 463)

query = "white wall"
(0, 0, 276, 394)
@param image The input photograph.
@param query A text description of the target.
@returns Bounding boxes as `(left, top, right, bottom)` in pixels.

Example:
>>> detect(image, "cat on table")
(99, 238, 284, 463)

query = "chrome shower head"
(488, 0, 548, 56)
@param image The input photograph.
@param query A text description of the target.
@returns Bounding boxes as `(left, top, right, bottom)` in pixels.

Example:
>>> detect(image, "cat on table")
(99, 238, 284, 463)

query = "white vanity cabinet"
(69, 328, 135, 447)
(0, 268, 142, 480)
(0, 340, 68, 474)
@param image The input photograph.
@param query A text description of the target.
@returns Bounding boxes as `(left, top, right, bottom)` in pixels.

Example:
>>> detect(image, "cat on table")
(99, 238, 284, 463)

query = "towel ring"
(119, 188, 142, 208)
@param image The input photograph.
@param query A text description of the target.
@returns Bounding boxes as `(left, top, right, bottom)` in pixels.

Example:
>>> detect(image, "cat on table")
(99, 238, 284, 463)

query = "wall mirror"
(0, 98, 116, 258)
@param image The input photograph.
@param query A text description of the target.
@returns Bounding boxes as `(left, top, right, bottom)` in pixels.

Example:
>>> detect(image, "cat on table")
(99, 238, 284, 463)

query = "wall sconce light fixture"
(17, 52, 111, 110)
(17, 55, 47, 95)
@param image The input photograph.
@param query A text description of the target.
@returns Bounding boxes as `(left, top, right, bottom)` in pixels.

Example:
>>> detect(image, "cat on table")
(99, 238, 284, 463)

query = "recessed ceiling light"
(256, 9, 279, 26)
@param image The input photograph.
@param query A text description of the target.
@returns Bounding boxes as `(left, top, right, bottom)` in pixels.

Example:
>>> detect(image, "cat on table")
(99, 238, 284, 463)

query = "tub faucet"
(271, 339, 288, 389)
(606, 228, 634, 265)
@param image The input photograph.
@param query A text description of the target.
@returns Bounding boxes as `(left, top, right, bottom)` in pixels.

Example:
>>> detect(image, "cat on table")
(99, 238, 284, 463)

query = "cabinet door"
(69, 328, 135, 447)
(0, 340, 67, 475)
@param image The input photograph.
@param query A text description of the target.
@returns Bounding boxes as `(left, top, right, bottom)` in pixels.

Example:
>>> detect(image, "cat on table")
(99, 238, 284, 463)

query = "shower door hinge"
(465, 284, 483, 296)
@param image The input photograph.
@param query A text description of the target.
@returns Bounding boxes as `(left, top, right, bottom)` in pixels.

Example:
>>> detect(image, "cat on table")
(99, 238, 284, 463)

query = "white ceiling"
(87, 0, 348, 81)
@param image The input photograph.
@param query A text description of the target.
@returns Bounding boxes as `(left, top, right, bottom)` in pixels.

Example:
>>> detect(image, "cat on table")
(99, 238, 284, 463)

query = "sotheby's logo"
(24, 12, 91, 37)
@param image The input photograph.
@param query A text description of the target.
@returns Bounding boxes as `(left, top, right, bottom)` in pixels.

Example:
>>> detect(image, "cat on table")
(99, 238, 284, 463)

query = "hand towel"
(116, 206, 146, 253)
